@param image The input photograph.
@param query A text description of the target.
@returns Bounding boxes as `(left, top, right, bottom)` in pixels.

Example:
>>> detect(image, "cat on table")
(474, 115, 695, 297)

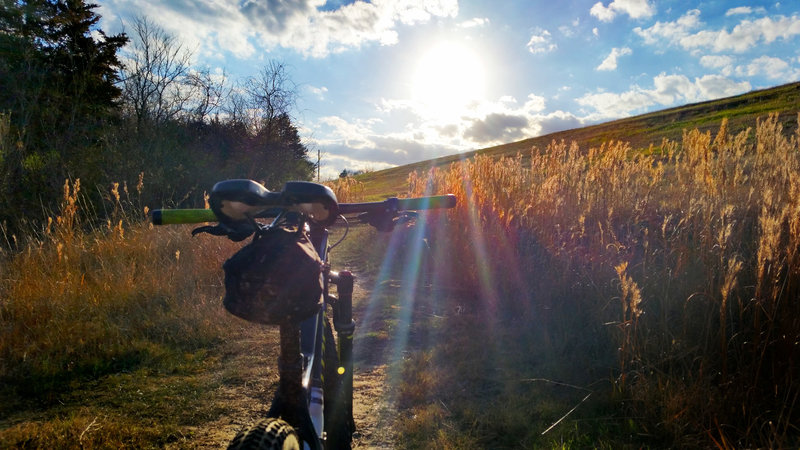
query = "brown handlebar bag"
(222, 227, 323, 325)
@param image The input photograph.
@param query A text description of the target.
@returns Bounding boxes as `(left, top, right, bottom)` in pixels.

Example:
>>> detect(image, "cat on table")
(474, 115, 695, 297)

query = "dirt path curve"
(172, 266, 400, 449)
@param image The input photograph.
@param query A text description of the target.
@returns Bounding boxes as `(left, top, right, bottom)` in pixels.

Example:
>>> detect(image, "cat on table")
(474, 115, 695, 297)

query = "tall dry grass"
(325, 175, 366, 203)
(408, 113, 800, 447)
(0, 177, 236, 397)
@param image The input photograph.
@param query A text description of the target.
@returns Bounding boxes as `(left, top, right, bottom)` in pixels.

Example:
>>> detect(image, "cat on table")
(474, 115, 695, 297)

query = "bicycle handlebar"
(338, 195, 456, 215)
(151, 194, 457, 226)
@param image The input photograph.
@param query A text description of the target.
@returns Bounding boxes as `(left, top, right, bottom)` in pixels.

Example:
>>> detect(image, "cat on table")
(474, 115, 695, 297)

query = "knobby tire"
(227, 418, 300, 450)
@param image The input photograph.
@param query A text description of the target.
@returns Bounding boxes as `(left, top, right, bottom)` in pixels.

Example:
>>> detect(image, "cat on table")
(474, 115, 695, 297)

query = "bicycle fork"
(270, 322, 321, 449)
(329, 270, 356, 436)
(269, 271, 354, 450)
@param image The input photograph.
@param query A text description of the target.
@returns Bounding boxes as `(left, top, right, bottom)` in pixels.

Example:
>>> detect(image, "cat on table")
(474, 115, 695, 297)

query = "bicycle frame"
(267, 222, 354, 449)
(151, 180, 455, 449)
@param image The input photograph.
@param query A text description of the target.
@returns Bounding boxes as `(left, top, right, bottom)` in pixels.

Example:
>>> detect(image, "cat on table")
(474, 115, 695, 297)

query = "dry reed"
(407, 113, 800, 447)
(0, 176, 237, 395)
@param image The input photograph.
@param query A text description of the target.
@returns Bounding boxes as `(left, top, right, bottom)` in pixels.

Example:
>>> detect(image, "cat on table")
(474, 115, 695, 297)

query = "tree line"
(1, 0, 315, 234)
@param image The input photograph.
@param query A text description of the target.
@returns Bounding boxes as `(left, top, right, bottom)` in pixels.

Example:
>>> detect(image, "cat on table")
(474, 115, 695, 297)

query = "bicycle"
(152, 179, 456, 449)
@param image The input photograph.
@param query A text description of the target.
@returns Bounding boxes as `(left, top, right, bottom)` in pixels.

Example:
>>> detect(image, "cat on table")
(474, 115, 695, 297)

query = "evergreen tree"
(0, 0, 127, 226)
(245, 113, 314, 189)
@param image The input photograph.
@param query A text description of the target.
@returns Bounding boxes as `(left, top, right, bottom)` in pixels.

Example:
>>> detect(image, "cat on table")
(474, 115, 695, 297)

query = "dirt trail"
(173, 269, 400, 449)
(348, 279, 401, 449)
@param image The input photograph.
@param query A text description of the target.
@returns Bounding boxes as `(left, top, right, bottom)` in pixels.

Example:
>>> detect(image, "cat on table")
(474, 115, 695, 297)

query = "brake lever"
(191, 223, 255, 242)
(357, 211, 419, 232)
(394, 211, 418, 226)
(357, 211, 395, 232)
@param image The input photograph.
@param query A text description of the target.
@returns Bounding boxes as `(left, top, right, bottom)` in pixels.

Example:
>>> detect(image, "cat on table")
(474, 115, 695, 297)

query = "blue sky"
(96, 0, 800, 179)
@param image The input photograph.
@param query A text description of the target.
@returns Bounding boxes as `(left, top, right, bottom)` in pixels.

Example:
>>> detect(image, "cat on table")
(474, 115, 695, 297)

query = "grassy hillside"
(355, 82, 800, 447)
(358, 81, 800, 199)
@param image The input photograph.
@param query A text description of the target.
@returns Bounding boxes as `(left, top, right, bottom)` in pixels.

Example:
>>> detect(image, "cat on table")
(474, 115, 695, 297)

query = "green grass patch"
(0, 348, 233, 449)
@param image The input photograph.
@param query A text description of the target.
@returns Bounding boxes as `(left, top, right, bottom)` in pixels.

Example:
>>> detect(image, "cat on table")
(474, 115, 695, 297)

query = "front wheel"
(228, 418, 300, 450)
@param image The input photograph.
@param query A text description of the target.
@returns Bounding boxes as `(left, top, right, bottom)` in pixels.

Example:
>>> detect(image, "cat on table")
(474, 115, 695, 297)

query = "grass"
(0, 178, 252, 448)
(0, 174, 378, 449)
(329, 104, 800, 448)
(383, 112, 800, 448)
(2, 83, 800, 448)
(1, 364, 227, 449)
(325, 209, 633, 448)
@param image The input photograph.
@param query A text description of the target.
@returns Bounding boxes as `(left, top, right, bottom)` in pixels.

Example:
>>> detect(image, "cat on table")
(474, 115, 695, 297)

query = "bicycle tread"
(228, 418, 300, 450)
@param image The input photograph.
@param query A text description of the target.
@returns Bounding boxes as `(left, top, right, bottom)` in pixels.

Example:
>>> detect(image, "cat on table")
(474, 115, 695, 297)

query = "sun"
(411, 40, 487, 119)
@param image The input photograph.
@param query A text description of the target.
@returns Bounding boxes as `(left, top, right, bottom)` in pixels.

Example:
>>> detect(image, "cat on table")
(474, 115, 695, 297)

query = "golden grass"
(324, 175, 366, 203)
(3, 111, 799, 447)
(404, 113, 800, 447)
(0, 178, 238, 396)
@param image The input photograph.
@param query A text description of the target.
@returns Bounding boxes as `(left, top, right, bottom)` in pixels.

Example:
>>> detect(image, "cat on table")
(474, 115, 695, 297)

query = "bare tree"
(185, 67, 228, 123)
(120, 16, 194, 126)
(227, 60, 297, 136)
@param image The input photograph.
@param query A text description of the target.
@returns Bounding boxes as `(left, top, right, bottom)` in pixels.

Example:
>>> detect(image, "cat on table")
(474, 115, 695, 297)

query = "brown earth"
(167, 267, 401, 449)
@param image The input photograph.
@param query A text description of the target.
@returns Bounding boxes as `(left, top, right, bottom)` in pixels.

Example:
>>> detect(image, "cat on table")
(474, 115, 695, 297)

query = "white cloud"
(462, 107, 584, 144)
(695, 74, 752, 99)
(316, 89, 580, 167)
(590, 2, 616, 22)
(577, 73, 751, 119)
(726, 7, 752, 16)
(635, 10, 800, 53)
(307, 85, 329, 99)
(274, 0, 460, 57)
(315, 151, 395, 181)
(597, 47, 632, 71)
(700, 55, 734, 68)
(590, 0, 655, 22)
(726, 6, 767, 16)
(578, 90, 652, 117)
(99, 0, 260, 59)
(593, 27, 599, 36)
(310, 112, 464, 178)
(634, 9, 702, 46)
(524, 94, 547, 113)
(459, 17, 490, 28)
(735, 55, 800, 81)
(458, 94, 587, 144)
(99, 0, 459, 59)
(700, 54, 734, 75)
(651, 73, 697, 103)
(537, 110, 584, 135)
(464, 113, 529, 142)
(527, 29, 557, 54)
(559, 18, 581, 37)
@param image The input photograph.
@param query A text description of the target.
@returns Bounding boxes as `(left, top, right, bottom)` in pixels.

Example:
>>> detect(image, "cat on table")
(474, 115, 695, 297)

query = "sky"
(95, 0, 800, 180)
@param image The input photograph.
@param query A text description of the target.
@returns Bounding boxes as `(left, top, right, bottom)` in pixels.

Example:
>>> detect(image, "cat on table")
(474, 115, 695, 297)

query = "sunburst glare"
(411, 40, 487, 120)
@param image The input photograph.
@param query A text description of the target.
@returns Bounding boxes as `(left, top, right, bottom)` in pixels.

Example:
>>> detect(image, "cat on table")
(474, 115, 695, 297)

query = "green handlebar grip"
(151, 209, 217, 225)
(397, 194, 457, 210)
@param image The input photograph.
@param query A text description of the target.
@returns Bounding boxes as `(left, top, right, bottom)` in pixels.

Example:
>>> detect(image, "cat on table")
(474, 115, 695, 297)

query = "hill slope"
(357, 81, 800, 199)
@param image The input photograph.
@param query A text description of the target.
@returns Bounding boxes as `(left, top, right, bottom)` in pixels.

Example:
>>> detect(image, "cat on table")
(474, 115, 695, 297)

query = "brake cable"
(327, 215, 349, 251)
